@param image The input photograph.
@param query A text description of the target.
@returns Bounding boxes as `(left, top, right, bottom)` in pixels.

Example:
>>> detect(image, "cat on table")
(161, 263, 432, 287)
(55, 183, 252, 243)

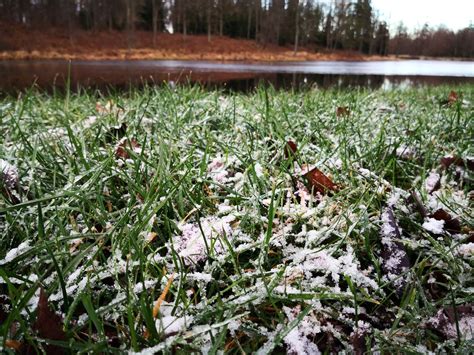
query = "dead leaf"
(440, 155, 464, 170)
(336, 106, 350, 117)
(351, 328, 370, 355)
(303, 167, 338, 195)
(146, 232, 157, 243)
(430, 209, 461, 234)
(284, 141, 297, 158)
(96, 101, 111, 114)
(466, 157, 474, 171)
(5, 339, 22, 351)
(426, 305, 474, 340)
(21, 288, 67, 354)
(448, 90, 458, 105)
(114, 138, 140, 159)
(35, 288, 66, 341)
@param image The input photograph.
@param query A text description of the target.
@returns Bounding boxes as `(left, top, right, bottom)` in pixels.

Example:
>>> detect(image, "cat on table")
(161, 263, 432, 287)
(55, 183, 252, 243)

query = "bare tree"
(293, 0, 300, 54)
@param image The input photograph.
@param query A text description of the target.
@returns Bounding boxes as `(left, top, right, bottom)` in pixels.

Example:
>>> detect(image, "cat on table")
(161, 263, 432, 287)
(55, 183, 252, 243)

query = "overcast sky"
(371, 0, 474, 32)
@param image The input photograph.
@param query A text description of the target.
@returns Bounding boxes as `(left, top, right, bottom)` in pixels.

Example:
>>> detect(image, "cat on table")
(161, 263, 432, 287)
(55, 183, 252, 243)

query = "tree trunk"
(255, 0, 259, 43)
(219, 0, 223, 36)
(247, 2, 252, 39)
(152, 0, 158, 47)
(126, 0, 132, 51)
(183, 2, 187, 38)
(293, 0, 300, 54)
(207, 0, 212, 42)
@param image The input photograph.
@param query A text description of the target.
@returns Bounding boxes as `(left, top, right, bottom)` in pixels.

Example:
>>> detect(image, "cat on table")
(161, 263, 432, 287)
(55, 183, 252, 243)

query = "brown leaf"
(351, 328, 370, 355)
(284, 141, 297, 158)
(430, 209, 461, 234)
(336, 106, 350, 117)
(466, 157, 474, 171)
(448, 90, 458, 105)
(440, 155, 464, 170)
(95, 100, 116, 115)
(33, 288, 66, 353)
(303, 167, 338, 195)
(5, 339, 22, 351)
(115, 138, 140, 159)
(426, 304, 474, 340)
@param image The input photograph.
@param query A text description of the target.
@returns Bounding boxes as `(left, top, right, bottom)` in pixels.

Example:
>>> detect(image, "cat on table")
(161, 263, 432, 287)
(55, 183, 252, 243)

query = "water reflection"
(0, 60, 472, 94)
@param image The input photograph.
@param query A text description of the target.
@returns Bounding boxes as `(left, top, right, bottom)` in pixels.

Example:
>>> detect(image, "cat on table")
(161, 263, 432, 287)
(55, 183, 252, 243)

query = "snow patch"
(422, 218, 445, 234)
(0, 241, 31, 265)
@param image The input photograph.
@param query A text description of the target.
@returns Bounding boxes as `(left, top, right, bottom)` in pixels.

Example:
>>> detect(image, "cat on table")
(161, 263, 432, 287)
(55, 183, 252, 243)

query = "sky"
(371, 0, 474, 32)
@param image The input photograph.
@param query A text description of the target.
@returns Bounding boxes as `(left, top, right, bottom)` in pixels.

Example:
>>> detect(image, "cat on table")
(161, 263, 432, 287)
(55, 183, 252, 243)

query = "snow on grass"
(0, 241, 31, 265)
(0, 86, 473, 353)
(422, 217, 445, 234)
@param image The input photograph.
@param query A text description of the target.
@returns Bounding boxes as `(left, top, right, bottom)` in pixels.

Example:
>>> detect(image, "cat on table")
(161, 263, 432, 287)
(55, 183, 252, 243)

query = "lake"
(1, 59, 473, 93)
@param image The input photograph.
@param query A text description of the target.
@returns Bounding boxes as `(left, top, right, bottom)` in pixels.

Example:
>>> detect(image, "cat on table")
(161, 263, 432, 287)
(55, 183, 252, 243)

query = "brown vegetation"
(0, 22, 385, 62)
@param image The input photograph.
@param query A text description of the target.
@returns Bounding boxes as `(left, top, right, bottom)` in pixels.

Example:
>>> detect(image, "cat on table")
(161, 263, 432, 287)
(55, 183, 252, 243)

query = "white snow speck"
(422, 218, 445, 234)
(457, 243, 474, 258)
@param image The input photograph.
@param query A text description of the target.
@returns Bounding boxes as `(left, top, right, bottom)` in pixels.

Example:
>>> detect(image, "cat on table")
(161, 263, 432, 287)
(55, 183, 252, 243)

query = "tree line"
(1, 0, 472, 57)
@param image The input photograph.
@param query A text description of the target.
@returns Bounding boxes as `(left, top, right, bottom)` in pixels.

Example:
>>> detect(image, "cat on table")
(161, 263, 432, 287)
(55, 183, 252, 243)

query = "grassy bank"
(0, 85, 473, 353)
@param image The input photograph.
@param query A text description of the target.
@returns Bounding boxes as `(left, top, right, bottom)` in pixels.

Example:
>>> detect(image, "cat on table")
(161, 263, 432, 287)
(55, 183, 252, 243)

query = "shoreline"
(1, 23, 471, 63)
(1, 51, 471, 63)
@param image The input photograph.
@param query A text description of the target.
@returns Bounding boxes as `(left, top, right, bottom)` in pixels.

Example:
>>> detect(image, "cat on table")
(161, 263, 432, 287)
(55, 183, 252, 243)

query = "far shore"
(3, 49, 472, 63)
(1, 23, 472, 63)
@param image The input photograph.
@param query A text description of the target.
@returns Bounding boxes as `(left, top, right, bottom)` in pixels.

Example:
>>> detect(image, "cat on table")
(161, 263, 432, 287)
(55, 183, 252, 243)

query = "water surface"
(1, 59, 473, 92)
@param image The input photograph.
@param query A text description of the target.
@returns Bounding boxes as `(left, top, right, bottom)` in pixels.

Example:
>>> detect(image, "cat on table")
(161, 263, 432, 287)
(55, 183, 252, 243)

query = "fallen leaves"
(425, 171, 441, 194)
(426, 305, 474, 340)
(114, 137, 141, 159)
(35, 288, 66, 342)
(336, 106, 350, 117)
(303, 167, 338, 195)
(284, 140, 298, 159)
(429, 209, 461, 234)
(284, 141, 338, 196)
(5, 339, 22, 351)
(19, 288, 67, 354)
(448, 90, 459, 106)
(96, 100, 124, 116)
(440, 154, 474, 172)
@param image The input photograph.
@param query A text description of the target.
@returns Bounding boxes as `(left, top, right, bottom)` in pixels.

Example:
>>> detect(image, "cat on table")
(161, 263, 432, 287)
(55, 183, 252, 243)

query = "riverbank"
(1, 22, 388, 62)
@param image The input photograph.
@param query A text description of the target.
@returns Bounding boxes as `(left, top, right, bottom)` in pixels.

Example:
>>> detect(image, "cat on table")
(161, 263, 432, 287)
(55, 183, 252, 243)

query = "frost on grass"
(0, 241, 31, 265)
(380, 208, 410, 295)
(422, 217, 445, 234)
(1, 88, 473, 353)
(173, 215, 237, 266)
(424, 171, 441, 194)
(283, 306, 321, 355)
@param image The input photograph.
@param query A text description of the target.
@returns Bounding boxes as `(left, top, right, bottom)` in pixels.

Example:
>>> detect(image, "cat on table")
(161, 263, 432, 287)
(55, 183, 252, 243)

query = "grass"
(0, 84, 473, 353)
